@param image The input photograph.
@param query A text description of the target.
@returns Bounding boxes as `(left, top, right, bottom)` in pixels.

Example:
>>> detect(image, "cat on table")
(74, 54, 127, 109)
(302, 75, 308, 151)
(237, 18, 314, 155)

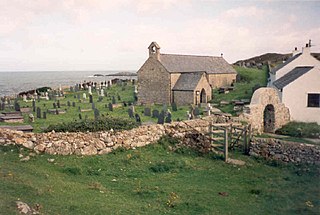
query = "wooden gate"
(208, 122, 252, 162)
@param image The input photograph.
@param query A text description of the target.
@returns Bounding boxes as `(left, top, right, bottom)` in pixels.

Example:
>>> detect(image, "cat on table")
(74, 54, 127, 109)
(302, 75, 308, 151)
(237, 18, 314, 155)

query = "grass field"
(0, 137, 319, 214)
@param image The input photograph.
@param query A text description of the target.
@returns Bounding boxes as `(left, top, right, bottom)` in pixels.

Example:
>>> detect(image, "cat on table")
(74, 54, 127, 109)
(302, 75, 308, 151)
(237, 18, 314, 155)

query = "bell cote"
(148, 41, 160, 60)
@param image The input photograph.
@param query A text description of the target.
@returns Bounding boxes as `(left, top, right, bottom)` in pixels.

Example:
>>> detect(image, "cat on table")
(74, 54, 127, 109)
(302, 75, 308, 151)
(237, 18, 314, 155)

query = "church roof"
(159, 54, 237, 74)
(273, 66, 313, 89)
(172, 72, 205, 91)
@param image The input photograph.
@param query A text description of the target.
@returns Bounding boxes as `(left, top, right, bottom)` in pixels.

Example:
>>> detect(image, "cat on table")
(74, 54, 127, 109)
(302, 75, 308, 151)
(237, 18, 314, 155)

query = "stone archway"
(263, 104, 275, 133)
(240, 87, 290, 133)
(200, 89, 206, 103)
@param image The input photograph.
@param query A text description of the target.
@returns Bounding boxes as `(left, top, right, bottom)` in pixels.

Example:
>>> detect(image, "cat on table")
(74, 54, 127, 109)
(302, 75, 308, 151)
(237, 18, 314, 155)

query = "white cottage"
(269, 41, 320, 124)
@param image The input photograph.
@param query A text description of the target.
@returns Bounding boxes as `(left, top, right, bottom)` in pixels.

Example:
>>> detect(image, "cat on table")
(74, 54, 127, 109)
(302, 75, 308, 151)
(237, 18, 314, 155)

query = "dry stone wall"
(250, 138, 320, 165)
(0, 116, 227, 156)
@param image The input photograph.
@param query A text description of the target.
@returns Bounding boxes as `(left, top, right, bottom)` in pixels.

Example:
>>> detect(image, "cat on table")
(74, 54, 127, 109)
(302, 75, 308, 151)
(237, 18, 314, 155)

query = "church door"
(200, 89, 206, 103)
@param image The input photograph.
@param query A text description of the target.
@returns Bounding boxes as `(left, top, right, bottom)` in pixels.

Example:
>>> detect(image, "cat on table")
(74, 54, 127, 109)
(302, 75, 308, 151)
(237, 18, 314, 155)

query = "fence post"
(224, 128, 228, 162)
(247, 124, 252, 155)
(209, 122, 212, 145)
(243, 126, 248, 154)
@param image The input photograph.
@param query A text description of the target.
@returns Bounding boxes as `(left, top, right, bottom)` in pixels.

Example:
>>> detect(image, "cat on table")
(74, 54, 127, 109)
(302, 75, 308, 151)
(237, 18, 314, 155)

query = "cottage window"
(307, 93, 320, 107)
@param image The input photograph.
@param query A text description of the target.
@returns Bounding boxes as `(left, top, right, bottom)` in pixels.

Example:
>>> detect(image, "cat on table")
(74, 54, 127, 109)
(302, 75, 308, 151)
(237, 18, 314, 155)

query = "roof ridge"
(160, 53, 222, 58)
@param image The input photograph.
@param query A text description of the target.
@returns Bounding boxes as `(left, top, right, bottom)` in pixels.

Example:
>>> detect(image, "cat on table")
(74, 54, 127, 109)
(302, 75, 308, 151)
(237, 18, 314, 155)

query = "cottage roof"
(172, 72, 205, 91)
(273, 66, 313, 89)
(270, 53, 302, 74)
(159, 54, 236, 74)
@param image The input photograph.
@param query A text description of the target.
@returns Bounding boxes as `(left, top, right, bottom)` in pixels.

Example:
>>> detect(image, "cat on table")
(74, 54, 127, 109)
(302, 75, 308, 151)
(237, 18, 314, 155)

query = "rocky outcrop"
(250, 138, 320, 165)
(0, 115, 227, 156)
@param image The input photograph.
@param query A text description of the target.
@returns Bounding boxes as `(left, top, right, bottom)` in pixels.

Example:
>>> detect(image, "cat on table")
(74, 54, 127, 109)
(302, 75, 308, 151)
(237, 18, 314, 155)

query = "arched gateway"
(241, 88, 290, 133)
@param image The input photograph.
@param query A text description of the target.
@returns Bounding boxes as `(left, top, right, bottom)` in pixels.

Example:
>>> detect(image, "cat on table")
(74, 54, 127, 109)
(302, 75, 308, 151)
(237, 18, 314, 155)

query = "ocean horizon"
(0, 70, 136, 97)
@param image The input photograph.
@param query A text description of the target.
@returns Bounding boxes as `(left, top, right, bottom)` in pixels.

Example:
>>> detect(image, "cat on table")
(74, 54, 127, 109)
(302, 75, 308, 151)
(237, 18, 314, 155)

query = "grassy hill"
(0, 137, 319, 214)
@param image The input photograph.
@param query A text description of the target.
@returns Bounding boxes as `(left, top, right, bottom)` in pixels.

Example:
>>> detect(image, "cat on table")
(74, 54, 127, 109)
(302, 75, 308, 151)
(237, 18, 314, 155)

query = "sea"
(0, 71, 136, 97)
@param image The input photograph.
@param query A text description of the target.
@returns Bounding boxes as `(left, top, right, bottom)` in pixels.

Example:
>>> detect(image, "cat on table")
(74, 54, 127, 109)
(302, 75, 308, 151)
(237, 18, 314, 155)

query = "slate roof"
(273, 66, 313, 89)
(159, 54, 237, 74)
(270, 53, 302, 74)
(172, 72, 204, 91)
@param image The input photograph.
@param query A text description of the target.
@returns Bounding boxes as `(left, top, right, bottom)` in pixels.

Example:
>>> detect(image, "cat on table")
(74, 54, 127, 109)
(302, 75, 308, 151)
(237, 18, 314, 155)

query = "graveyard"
(0, 80, 196, 133)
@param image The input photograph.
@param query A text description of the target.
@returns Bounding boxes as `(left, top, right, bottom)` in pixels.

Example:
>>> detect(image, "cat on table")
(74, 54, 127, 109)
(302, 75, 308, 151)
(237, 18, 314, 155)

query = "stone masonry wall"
(0, 116, 228, 156)
(250, 138, 320, 165)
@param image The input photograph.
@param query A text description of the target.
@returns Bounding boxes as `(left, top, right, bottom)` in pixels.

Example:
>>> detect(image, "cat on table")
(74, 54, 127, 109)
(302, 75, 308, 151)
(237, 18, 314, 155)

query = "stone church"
(137, 42, 237, 105)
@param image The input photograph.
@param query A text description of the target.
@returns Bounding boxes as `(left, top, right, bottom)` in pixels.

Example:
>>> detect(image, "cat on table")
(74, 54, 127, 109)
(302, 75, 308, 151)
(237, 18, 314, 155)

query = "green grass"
(0, 137, 319, 214)
(212, 66, 268, 115)
(276, 121, 320, 139)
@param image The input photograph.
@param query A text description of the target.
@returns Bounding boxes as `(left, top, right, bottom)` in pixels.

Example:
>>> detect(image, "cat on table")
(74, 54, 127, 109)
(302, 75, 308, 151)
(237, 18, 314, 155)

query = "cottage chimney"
(292, 47, 299, 57)
(302, 40, 311, 55)
(148, 42, 161, 60)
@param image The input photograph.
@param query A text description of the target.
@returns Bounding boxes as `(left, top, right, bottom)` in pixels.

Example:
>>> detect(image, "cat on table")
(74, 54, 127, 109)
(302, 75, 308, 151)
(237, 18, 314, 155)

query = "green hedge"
(45, 116, 139, 132)
(276, 122, 320, 138)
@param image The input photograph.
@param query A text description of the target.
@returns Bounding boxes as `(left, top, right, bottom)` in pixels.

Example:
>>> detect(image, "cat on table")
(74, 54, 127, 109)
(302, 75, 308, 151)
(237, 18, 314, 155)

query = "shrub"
(45, 116, 139, 132)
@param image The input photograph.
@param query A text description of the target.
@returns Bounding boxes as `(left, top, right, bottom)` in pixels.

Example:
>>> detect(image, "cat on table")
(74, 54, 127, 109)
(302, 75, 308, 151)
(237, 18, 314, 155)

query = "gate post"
(224, 128, 228, 162)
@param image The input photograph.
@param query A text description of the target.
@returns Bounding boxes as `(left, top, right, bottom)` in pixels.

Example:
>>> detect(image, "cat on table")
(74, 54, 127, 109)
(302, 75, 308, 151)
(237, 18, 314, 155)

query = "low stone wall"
(250, 138, 320, 165)
(0, 115, 227, 156)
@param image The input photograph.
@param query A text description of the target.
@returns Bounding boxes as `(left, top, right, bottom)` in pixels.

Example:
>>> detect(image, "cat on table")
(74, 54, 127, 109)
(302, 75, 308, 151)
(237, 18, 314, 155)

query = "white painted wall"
(282, 67, 320, 124)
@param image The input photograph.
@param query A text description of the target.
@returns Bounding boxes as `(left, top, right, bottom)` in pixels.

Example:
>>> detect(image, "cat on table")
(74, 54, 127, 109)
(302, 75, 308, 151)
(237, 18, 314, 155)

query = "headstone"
(206, 103, 212, 116)
(165, 112, 172, 123)
(53, 103, 57, 109)
(45, 92, 49, 100)
(194, 107, 200, 117)
(112, 96, 116, 104)
(14, 101, 20, 111)
(70, 86, 74, 92)
(43, 112, 47, 119)
(0, 102, 4, 111)
(128, 108, 134, 118)
(144, 107, 151, 117)
(123, 101, 127, 107)
(134, 85, 138, 94)
(67, 101, 71, 107)
(92, 102, 95, 110)
(135, 113, 141, 123)
(57, 100, 60, 108)
(75, 85, 79, 92)
(77, 94, 80, 100)
(187, 111, 192, 120)
(117, 94, 121, 101)
(29, 113, 34, 122)
(157, 112, 165, 124)
(88, 86, 92, 95)
(108, 103, 113, 111)
(36, 107, 41, 118)
(152, 109, 159, 118)
(171, 102, 178, 111)
(23, 95, 27, 102)
(100, 89, 104, 97)
(32, 100, 36, 112)
(56, 109, 59, 115)
(94, 109, 100, 120)
(72, 102, 76, 107)
(79, 113, 82, 120)
(89, 94, 93, 103)
(98, 97, 103, 102)
(83, 93, 87, 100)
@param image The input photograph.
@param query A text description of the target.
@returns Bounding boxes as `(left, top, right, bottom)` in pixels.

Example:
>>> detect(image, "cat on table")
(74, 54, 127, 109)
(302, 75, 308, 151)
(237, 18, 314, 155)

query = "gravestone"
(100, 89, 104, 97)
(94, 109, 100, 120)
(79, 113, 82, 120)
(74, 95, 77, 99)
(70, 86, 74, 92)
(53, 103, 57, 109)
(193, 107, 200, 117)
(152, 109, 159, 118)
(92, 102, 95, 110)
(117, 94, 121, 101)
(23, 95, 27, 102)
(78, 106, 81, 112)
(123, 101, 127, 107)
(112, 96, 116, 104)
(32, 100, 36, 112)
(57, 100, 60, 108)
(83, 93, 87, 100)
(135, 113, 141, 123)
(75, 85, 79, 92)
(67, 101, 71, 107)
(43, 111, 47, 119)
(77, 94, 80, 100)
(72, 102, 76, 107)
(89, 95, 93, 103)
(36, 107, 41, 118)
(165, 112, 172, 123)
(157, 112, 165, 124)
(56, 109, 59, 115)
(98, 97, 103, 102)
(128, 108, 134, 118)
(0, 102, 4, 111)
(88, 86, 92, 95)
(108, 103, 113, 111)
(14, 101, 20, 111)
(144, 107, 151, 117)
(171, 102, 178, 111)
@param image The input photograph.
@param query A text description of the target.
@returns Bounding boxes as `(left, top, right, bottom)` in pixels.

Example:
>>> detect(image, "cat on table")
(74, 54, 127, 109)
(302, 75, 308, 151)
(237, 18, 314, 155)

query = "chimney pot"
(221, 53, 223, 57)
(295, 47, 297, 51)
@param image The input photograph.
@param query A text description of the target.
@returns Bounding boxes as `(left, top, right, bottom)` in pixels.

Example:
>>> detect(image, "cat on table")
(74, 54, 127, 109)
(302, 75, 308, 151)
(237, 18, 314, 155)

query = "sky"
(0, 0, 319, 71)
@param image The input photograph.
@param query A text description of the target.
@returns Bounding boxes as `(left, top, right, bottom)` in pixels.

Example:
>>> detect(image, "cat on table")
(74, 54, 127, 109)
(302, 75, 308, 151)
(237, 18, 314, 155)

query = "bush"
(276, 122, 320, 138)
(45, 116, 139, 132)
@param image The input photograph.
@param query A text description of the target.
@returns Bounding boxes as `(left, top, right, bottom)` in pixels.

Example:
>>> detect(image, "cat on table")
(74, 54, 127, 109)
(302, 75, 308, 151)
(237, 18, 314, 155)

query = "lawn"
(0, 137, 319, 215)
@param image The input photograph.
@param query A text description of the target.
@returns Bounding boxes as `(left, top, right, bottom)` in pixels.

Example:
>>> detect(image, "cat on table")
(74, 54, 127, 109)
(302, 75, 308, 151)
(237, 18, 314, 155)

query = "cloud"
(223, 6, 268, 19)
